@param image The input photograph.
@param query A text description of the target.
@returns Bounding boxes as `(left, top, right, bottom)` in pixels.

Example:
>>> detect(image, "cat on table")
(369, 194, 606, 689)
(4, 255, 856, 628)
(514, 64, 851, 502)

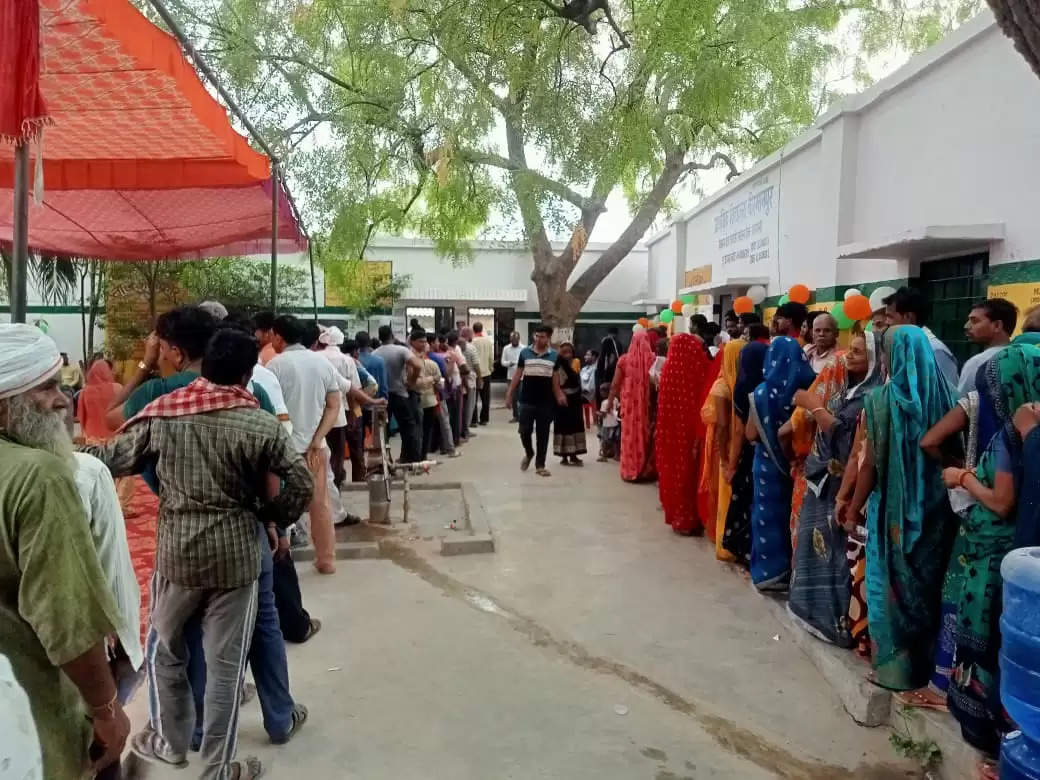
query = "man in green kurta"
(0, 324, 130, 778)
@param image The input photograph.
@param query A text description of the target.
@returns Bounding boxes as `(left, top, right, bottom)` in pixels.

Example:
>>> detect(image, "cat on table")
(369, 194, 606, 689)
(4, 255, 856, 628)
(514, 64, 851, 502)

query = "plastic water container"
(1001, 548, 1040, 738)
(1002, 731, 1040, 780)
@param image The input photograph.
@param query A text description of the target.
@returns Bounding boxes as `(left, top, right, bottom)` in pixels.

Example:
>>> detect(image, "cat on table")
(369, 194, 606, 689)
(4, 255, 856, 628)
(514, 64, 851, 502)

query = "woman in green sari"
(845, 325, 957, 690)
(943, 342, 1040, 754)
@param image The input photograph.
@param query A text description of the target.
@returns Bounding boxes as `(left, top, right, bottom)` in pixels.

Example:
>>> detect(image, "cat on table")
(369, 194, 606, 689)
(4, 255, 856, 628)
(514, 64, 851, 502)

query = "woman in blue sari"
(847, 325, 957, 690)
(746, 336, 816, 590)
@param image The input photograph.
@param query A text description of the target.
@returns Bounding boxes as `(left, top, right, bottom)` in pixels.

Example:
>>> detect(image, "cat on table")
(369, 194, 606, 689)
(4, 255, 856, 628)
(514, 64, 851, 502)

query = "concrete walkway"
(125, 400, 920, 779)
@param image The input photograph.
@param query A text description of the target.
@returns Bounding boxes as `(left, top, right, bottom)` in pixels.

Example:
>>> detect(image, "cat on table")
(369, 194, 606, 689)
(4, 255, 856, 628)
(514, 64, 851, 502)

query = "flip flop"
(271, 704, 308, 745)
(536, 468, 551, 477)
(230, 756, 264, 779)
(302, 618, 322, 643)
(895, 689, 948, 712)
(130, 729, 188, 769)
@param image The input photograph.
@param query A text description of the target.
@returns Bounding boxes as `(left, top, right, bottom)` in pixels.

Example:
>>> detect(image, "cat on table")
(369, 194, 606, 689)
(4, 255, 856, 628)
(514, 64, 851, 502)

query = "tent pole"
(11, 142, 30, 324)
(308, 240, 318, 321)
(270, 162, 279, 312)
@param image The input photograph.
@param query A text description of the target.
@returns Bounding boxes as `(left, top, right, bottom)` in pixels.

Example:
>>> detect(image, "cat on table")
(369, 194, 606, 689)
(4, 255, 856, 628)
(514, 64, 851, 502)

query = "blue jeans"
(186, 524, 294, 745)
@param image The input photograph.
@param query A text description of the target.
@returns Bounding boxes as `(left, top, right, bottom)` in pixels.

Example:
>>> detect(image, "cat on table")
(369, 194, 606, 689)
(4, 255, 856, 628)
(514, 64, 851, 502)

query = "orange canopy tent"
(1, 0, 308, 316)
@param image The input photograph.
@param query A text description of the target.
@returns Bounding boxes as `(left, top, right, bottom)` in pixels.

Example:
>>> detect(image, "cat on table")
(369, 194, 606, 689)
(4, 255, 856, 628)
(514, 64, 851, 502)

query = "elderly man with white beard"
(0, 323, 131, 778)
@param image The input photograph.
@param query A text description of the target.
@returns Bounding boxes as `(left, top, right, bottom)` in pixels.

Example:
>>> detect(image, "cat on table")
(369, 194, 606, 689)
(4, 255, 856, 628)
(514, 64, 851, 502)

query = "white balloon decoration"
(844, 287, 861, 300)
(868, 286, 897, 313)
(632, 323, 645, 333)
(681, 303, 696, 317)
(746, 285, 767, 305)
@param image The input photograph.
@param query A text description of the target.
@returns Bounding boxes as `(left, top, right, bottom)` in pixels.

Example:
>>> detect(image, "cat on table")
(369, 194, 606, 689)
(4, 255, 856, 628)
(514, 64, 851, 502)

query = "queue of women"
(600, 285, 1040, 770)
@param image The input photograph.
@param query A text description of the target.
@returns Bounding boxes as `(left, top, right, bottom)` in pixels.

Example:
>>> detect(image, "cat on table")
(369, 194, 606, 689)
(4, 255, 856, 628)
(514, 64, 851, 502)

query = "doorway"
(913, 252, 988, 365)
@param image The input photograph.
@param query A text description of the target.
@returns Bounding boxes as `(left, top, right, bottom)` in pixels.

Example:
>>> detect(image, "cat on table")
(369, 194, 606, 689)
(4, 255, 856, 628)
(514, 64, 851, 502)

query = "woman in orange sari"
(710, 340, 745, 561)
(610, 330, 656, 482)
(696, 348, 726, 543)
(78, 358, 122, 444)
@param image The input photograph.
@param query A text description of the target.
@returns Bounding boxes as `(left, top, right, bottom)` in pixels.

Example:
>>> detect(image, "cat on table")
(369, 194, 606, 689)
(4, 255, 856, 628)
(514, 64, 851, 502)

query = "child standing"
(597, 383, 620, 462)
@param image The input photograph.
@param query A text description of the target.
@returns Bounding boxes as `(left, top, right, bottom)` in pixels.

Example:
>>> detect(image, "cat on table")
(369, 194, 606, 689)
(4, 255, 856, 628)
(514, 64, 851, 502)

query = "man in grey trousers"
(85, 329, 312, 780)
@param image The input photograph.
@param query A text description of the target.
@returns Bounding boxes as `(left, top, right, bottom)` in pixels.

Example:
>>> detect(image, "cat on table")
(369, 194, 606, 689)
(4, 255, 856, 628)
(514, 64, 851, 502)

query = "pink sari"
(620, 331, 656, 481)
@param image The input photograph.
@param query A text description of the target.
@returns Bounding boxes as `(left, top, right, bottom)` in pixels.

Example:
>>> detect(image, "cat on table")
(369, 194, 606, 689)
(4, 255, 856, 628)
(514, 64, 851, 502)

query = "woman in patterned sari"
(610, 330, 657, 482)
(848, 325, 957, 690)
(709, 340, 745, 561)
(787, 333, 881, 645)
(553, 342, 588, 466)
(944, 343, 1040, 754)
(657, 334, 713, 534)
(745, 336, 816, 590)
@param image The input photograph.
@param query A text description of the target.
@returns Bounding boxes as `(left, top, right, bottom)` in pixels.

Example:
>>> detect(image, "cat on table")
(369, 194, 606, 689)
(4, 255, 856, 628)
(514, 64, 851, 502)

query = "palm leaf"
(30, 254, 78, 305)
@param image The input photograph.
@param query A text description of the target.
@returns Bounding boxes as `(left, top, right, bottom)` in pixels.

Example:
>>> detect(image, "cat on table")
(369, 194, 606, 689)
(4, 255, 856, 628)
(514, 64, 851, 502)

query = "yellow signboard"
(324, 260, 393, 308)
(684, 265, 712, 288)
(987, 281, 1040, 335)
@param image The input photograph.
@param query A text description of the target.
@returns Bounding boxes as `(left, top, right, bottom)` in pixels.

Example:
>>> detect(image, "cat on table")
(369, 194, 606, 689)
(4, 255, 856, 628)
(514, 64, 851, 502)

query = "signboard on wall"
(710, 174, 777, 278)
(684, 265, 712, 288)
(988, 282, 1040, 335)
(324, 260, 393, 308)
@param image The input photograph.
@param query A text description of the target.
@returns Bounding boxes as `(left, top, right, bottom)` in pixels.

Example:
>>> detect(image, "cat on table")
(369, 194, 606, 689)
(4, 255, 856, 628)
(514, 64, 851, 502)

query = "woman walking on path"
(787, 333, 881, 646)
(656, 334, 713, 534)
(611, 330, 657, 482)
(553, 342, 588, 466)
(846, 325, 957, 691)
(745, 336, 816, 590)
(945, 343, 1040, 754)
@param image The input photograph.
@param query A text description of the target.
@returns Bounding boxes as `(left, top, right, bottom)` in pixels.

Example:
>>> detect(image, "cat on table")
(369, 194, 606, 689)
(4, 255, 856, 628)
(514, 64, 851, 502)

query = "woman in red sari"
(656, 333, 713, 533)
(611, 329, 657, 482)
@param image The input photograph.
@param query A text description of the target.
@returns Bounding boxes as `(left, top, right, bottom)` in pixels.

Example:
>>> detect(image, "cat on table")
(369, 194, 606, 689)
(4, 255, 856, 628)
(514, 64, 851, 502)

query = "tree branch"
(683, 151, 741, 181)
(456, 148, 606, 214)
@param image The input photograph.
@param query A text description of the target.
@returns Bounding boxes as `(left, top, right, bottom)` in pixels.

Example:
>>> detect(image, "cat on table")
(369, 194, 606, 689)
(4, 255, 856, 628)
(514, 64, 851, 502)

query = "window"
(915, 252, 988, 366)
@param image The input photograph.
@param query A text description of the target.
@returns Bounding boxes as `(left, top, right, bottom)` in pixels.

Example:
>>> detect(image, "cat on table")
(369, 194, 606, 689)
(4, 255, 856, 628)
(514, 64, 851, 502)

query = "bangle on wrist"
(89, 692, 118, 721)
(809, 406, 825, 415)
(959, 470, 972, 489)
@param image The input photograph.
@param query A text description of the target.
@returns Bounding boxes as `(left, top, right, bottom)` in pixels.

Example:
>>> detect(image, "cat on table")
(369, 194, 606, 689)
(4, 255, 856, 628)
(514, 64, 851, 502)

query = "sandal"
(230, 756, 264, 779)
(130, 729, 188, 769)
(895, 688, 948, 712)
(301, 618, 322, 643)
(536, 468, 551, 477)
(271, 704, 308, 745)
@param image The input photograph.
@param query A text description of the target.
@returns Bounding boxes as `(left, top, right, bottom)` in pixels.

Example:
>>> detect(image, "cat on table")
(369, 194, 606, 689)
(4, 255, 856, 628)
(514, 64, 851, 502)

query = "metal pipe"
(270, 161, 279, 311)
(308, 239, 319, 320)
(11, 143, 29, 324)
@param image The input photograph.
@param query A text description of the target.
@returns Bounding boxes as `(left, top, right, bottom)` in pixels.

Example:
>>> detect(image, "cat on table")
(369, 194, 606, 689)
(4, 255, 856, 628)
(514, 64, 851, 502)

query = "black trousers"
(345, 416, 365, 482)
(272, 552, 313, 643)
(477, 380, 492, 424)
(518, 402, 554, 469)
(447, 392, 461, 446)
(390, 392, 422, 463)
(325, 425, 347, 487)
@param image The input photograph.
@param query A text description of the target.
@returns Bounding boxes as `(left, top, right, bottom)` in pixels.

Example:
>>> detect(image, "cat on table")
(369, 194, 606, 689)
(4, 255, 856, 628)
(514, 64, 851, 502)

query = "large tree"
(169, 0, 966, 326)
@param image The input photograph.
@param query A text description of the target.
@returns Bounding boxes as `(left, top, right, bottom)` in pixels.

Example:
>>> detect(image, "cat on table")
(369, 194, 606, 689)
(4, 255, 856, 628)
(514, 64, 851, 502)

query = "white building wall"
(849, 23, 1040, 267)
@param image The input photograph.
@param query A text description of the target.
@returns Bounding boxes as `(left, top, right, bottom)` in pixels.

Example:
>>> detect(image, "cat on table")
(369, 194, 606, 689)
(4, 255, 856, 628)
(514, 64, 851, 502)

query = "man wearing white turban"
(0, 324, 131, 778)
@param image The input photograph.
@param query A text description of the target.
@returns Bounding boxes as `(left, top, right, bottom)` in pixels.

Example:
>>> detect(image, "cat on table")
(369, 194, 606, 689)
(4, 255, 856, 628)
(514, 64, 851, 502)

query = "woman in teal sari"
(846, 326, 957, 690)
(944, 342, 1040, 754)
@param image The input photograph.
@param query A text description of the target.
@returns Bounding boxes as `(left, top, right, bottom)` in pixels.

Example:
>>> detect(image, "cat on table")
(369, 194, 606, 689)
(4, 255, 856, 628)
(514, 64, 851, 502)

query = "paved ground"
(126, 394, 921, 779)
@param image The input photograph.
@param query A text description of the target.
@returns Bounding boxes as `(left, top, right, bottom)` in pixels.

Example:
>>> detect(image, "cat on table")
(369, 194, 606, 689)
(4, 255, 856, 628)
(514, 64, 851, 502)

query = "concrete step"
(760, 588, 983, 779)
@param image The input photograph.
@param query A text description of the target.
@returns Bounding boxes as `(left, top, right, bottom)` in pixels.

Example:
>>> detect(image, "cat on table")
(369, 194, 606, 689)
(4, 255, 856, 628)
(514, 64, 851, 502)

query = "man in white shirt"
(267, 315, 344, 574)
(250, 362, 291, 433)
(471, 322, 495, 426)
(501, 331, 523, 423)
(458, 327, 483, 441)
(958, 299, 1017, 396)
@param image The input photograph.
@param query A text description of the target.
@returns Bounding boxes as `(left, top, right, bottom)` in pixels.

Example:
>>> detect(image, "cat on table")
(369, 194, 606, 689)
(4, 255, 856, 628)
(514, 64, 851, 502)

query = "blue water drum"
(1002, 731, 1040, 779)
(1001, 548, 1040, 741)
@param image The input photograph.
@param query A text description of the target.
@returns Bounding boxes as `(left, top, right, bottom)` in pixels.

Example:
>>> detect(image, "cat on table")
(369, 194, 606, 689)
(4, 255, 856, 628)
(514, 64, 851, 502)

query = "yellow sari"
(712, 341, 745, 562)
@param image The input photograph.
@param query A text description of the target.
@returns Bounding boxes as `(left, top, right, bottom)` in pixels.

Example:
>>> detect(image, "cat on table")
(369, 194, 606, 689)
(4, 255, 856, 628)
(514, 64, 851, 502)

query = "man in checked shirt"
(84, 329, 313, 780)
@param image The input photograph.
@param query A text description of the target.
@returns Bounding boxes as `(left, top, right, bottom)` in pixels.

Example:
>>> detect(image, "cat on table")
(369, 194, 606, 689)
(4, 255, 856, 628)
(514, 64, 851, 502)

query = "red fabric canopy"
(0, 178, 305, 260)
(0, 0, 307, 259)
(0, 0, 50, 144)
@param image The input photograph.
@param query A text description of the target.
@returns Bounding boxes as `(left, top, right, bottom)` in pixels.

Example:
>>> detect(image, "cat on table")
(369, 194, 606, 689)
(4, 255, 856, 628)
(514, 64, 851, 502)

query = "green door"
(914, 252, 988, 366)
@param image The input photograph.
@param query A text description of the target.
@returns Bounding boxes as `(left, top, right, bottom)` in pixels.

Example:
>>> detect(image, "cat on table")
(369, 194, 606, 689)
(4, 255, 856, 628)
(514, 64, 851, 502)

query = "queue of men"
(0, 303, 408, 779)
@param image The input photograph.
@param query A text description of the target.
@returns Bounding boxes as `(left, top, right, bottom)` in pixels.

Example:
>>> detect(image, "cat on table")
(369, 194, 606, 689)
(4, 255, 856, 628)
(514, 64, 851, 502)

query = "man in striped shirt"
(504, 324, 566, 477)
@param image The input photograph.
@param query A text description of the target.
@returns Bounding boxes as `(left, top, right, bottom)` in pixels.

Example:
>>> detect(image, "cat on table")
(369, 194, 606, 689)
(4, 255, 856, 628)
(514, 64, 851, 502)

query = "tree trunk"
(80, 268, 87, 360)
(988, 0, 1040, 79)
